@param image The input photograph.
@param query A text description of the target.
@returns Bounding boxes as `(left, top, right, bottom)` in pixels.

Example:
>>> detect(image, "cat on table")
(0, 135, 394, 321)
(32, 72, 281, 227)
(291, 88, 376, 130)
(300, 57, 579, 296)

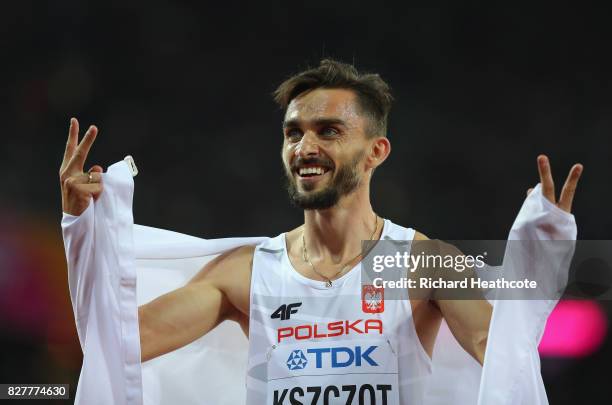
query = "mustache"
(290, 156, 335, 171)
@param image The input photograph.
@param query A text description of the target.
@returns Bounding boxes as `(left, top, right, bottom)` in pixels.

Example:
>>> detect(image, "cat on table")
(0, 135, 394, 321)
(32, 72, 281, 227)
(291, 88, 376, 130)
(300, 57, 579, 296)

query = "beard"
(284, 150, 365, 210)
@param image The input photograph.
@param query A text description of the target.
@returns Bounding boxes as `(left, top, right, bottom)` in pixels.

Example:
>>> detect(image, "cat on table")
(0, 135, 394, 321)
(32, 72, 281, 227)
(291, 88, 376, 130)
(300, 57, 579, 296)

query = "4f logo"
(362, 285, 384, 313)
(271, 302, 302, 321)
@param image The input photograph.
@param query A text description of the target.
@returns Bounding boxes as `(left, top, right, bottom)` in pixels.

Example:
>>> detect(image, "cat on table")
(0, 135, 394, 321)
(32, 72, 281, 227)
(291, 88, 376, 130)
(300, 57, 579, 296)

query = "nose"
(294, 130, 320, 158)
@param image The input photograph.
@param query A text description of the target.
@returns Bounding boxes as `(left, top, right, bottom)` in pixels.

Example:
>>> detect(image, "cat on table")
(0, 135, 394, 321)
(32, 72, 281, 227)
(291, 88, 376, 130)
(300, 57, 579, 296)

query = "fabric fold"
(477, 183, 576, 405)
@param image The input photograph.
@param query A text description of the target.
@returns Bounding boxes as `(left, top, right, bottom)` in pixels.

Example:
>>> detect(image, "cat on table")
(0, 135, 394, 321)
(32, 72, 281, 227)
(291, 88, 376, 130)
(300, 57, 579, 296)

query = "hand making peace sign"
(528, 155, 583, 213)
(59, 118, 103, 216)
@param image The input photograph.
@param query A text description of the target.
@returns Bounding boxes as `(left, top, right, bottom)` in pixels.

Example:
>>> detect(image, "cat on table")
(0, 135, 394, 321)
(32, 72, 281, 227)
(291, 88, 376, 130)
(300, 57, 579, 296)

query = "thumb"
(88, 165, 104, 173)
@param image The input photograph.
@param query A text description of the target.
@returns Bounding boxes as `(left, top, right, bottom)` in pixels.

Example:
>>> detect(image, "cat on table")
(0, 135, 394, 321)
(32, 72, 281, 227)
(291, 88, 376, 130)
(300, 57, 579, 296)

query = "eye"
(285, 128, 303, 141)
(320, 127, 339, 137)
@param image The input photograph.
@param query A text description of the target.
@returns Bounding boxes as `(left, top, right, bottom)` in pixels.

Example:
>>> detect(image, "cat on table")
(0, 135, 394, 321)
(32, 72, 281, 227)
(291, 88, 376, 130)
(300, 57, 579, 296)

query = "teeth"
(299, 167, 326, 176)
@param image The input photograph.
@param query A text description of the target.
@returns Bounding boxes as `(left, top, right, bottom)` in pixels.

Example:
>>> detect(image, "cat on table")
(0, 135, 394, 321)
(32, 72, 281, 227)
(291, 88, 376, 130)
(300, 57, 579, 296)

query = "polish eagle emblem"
(362, 285, 384, 313)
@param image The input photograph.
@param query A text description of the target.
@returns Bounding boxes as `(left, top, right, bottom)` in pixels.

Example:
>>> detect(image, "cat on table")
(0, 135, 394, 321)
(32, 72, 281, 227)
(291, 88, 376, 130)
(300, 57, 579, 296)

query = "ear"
(367, 136, 391, 170)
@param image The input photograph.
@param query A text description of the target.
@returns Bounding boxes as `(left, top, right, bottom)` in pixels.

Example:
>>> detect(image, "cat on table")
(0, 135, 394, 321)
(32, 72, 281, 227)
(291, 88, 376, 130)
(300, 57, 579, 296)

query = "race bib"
(267, 338, 400, 405)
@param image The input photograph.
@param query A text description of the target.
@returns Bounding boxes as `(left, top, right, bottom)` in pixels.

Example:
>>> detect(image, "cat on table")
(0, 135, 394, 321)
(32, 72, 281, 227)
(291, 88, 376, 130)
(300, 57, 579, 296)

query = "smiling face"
(282, 88, 374, 210)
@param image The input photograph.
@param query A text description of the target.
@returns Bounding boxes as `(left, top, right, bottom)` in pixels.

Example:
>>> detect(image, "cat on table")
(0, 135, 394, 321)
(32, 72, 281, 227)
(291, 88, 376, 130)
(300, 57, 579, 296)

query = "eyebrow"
(282, 117, 348, 129)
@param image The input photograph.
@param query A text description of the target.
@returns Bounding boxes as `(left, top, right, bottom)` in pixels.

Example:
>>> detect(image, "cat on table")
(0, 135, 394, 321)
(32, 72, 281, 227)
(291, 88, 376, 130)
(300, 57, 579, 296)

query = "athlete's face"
(282, 88, 372, 210)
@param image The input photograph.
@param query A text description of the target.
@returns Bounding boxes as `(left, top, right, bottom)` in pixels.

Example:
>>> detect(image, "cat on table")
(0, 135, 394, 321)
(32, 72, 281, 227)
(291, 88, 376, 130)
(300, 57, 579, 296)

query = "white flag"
(62, 159, 576, 405)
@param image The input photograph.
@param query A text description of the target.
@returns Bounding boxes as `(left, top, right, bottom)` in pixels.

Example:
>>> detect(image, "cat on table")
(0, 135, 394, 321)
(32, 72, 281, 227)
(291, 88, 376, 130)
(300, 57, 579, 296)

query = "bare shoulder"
(413, 231, 459, 255)
(188, 244, 257, 318)
(212, 244, 256, 268)
(413, 230, 430, 241)
(190, 244, 256, 285)
(412, 230, 435, 252)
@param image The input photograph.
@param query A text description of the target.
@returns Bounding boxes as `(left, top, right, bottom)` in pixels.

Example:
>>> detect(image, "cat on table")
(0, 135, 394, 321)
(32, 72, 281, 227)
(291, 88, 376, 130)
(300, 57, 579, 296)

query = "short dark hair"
(273, 59, 393, 138)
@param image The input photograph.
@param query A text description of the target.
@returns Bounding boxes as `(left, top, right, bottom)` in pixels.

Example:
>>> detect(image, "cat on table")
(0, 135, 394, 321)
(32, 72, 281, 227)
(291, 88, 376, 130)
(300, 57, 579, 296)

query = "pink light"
(539, 300, 607, 358)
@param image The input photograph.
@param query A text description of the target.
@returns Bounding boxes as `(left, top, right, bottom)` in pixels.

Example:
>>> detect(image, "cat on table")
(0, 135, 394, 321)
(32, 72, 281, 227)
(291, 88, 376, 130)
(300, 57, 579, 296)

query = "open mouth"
(297, 166, 331, 177)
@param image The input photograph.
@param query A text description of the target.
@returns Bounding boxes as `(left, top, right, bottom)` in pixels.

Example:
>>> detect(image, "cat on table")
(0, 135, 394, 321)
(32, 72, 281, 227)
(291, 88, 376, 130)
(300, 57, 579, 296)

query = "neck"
(302, 184, 379, 264)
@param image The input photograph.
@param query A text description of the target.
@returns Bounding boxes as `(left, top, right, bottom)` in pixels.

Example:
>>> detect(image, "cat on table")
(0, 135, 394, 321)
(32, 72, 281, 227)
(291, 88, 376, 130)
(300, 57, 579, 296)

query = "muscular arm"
(58, 119, 254, 363)
(138, 245, 254, 362)
(414, 156, 583, 365)
(413, 232, 492, 365)
(434, 299, 491, 365)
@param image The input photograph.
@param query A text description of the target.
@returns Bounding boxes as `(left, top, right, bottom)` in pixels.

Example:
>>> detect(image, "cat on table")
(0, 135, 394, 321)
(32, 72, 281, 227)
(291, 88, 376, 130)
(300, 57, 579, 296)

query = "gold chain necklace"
(301, 214, 379, 288)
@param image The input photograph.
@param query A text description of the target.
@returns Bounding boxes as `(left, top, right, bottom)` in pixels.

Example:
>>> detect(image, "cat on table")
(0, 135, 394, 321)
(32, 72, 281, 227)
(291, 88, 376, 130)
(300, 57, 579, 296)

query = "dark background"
(1, 1, 611, 404)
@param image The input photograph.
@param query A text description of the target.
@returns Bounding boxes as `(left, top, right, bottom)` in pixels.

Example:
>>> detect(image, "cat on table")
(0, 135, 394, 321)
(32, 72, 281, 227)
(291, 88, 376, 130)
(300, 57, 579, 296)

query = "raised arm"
(138, 244, 254, 362)
(429, 155, 583, 365)
(59, 118, 256, 364)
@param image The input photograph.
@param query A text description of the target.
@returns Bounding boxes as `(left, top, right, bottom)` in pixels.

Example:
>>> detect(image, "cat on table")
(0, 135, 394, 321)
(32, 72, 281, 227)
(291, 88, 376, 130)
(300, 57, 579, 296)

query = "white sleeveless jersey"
(246, 219, 432, 405)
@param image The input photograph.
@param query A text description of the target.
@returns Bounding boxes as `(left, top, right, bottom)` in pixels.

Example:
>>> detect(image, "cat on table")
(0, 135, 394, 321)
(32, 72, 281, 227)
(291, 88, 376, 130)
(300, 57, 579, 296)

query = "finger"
(88, 165, 104, 174)
(526, 188, 533, 197)
(558, 163, 583, 212)
(63, 172, 103, 187)
(70, 183, 104, 200)
(537, 155, 555, 202)
(66, 125, 98, 173)
(61, 118, 79, 171)
(85, 171, 103, 184)
(72, 183, 103, 193)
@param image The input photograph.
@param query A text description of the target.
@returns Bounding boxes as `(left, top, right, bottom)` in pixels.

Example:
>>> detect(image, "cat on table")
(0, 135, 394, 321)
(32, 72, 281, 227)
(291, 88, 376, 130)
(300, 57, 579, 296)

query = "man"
(60, 59, 582, 404)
